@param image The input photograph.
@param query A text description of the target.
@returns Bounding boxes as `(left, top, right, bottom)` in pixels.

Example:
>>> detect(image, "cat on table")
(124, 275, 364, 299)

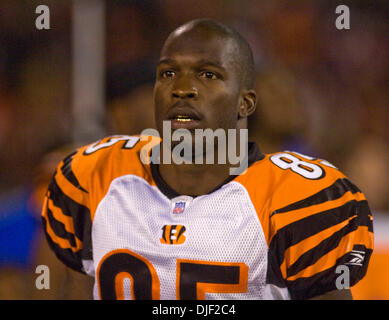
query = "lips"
(166, 102, 202, 130)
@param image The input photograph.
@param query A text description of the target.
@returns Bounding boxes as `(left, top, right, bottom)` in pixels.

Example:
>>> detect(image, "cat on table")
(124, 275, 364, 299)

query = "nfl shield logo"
(173, 201, 186, 214)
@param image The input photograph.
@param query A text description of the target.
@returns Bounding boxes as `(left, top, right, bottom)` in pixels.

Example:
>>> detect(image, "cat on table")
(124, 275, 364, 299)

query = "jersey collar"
(150, 141, 264, 199)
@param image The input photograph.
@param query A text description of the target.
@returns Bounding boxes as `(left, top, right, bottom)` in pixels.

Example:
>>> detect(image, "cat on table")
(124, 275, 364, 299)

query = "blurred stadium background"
(0, 0, 387, 299)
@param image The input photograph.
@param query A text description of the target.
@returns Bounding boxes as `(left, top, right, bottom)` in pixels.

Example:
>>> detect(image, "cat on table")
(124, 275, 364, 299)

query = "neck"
(157, 129, 248, 196)
(159, 160, 231, 196)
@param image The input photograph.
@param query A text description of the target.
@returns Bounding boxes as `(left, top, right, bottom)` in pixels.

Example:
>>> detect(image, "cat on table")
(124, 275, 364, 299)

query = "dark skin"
(154, 24, 256, 195)
(153, 21, 352, 300)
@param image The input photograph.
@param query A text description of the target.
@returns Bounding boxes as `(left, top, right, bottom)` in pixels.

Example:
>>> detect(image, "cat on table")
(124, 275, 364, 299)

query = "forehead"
(159, 31, 238, 68)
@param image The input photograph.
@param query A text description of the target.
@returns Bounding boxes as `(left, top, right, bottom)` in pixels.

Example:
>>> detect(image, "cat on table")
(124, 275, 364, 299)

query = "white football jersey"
(42, 135, 373, 300)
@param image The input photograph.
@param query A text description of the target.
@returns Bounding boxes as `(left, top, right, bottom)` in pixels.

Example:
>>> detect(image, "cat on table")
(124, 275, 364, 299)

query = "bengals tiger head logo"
(160, 225, 186, 245)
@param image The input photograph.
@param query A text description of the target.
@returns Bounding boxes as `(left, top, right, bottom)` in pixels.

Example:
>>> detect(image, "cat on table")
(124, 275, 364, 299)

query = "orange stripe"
(287, 226, 373, 281)
(271, 191, 366, 243)
(280, 215, 357, 278)
(54, 161, 89, 207)
(42, 214, 82, 252)
(42, 194, 82, 252)
(47, 196, 75, 233)
(46, 197, 82, 250)
(41, 195, 49, 220)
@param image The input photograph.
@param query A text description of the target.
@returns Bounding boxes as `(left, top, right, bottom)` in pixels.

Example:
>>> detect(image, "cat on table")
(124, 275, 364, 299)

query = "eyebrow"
(195, 59, 225, 70)
(158, 58, 226, 72)
(158, 58, 176, 66)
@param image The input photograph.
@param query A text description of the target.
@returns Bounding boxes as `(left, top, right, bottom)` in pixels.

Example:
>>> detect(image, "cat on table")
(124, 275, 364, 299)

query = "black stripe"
(269, 199, 371, 271)
(46, 207, 78, 248)
(161, 225, 167, 243)
(286, 246, 373, 300)
(49, 177, 89, 222)
(271, 178, 361, 217)
(42, 217, 84, 274)
(266, 249, 288, 289)
(286, 213, 372, 278)
(61, 151, 89, 193)
(176, 226, 186, 243)
(47, 177, 93, 260)
(343, 178, 361, 193)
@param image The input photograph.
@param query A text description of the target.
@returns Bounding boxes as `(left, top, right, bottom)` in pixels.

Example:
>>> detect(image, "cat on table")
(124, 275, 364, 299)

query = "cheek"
(208, 89, 240, 128)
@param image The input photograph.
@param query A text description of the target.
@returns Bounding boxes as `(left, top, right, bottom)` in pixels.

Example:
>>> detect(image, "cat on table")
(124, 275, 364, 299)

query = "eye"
(199, 71, 218, 80)
(160, 70, 176, 79)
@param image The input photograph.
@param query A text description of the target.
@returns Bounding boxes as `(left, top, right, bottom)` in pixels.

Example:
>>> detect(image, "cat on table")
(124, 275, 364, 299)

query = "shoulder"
(258, 149, 372, 229)
(253, 150, 371, 237)
(252, 151, 374, 299)
(236, 149, 372, 252)
(41, 135, 161, 274)
(242, 150, 362, 214)
(62, 135, 160, 189)
(49, 134, 160, 212)
(74, 134, 157, 170)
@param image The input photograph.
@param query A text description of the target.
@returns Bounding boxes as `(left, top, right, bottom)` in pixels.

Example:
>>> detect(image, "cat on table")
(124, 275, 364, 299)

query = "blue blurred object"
(0, 187, 40, 269)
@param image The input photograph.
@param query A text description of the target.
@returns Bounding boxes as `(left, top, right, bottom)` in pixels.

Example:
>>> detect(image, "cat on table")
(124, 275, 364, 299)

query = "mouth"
(170, 116, 200, 130)
(166, 103, 202, 129)
(174, 115, 196, 122)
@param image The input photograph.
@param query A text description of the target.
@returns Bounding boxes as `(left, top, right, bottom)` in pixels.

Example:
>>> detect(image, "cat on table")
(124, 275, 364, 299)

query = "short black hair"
(166, 18, 255, 90)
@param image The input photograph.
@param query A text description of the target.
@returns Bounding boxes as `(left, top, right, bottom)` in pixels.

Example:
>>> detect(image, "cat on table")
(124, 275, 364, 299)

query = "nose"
(172, 78, 198, 99)
(172, 88, 198, 99)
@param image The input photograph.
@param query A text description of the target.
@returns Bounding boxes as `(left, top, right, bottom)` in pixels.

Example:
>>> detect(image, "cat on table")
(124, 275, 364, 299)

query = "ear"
(238, 89, 257, 118)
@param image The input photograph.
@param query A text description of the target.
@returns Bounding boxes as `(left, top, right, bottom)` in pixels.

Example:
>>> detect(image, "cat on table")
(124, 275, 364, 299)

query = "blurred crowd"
(0, 0, 387, 299)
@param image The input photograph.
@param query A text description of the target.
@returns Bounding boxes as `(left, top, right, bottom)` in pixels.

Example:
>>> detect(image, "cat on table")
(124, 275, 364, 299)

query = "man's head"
(153, 19, 257, 137)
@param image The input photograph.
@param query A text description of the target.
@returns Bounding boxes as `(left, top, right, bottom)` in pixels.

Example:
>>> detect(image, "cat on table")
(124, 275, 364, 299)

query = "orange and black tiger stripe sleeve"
(41, 150, 92, 274)
(267, 177, 374, 300)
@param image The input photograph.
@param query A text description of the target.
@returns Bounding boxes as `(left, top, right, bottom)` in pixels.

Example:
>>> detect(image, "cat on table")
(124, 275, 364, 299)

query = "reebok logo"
(345, 250, 365, 266)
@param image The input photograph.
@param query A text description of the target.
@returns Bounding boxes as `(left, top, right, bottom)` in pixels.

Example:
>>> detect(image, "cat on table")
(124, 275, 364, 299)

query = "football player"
(41, 19, 373, 300)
